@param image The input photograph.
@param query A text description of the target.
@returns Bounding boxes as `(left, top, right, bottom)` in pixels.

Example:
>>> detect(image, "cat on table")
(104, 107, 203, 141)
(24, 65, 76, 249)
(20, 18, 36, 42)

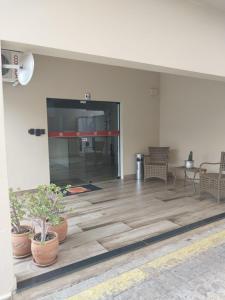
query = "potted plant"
(47, 184, 69, 243)
(26, 184, 62, 266)
(185, 151, 194, 168)
(9, 189, 32, 258)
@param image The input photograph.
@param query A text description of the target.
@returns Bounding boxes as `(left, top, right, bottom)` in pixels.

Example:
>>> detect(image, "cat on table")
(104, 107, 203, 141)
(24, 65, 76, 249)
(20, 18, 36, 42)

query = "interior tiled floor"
(14, 178, 225, 283)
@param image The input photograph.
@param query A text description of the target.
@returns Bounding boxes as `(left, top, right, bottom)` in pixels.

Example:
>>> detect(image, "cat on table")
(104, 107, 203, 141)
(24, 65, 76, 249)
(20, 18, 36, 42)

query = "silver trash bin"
(136, 153, 144, 180)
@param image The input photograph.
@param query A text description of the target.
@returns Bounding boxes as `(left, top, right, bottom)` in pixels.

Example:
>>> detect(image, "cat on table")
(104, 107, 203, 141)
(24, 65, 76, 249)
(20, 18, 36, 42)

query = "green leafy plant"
(188, 151, 193, 161)
(25, 184, 68, 243)
(9, 189, 27, 234)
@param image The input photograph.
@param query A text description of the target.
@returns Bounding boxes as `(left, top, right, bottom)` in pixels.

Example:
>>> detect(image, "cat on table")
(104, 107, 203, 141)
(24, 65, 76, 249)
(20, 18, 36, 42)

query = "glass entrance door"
(47, 99, 120, 186)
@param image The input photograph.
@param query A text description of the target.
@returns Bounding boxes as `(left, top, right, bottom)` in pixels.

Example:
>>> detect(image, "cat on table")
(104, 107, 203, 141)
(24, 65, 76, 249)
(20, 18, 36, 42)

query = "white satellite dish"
(2, 52, 34, 86)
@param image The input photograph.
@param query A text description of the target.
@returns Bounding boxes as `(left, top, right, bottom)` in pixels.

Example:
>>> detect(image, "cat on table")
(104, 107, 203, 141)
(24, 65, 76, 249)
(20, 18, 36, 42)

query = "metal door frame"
(46, 98, 121, 183)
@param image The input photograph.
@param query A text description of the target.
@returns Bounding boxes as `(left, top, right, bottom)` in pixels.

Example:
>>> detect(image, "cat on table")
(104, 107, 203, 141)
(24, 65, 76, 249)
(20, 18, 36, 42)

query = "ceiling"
(191, 0, 225, 12)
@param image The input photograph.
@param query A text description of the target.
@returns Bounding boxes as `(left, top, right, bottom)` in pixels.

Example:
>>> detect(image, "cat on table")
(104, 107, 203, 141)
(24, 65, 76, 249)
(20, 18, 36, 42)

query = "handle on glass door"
(28, 129, 45, 136)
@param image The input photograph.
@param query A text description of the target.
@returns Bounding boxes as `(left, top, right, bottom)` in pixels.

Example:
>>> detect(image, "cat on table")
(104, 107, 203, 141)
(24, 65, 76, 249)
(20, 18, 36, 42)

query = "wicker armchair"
(200, 152, 225, 203)
(144, 147, 169, 183)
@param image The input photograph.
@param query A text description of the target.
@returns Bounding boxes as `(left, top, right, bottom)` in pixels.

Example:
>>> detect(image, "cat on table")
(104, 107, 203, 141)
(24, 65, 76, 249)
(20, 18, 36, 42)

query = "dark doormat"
(66, 184, 102, 195)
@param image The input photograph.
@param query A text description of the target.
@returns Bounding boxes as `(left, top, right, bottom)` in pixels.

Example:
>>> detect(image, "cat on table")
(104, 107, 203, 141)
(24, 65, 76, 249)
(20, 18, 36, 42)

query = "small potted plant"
(10, 189, 32, 258)
(26, 184, 62, 266)
(185, 151, 194, 169)
(47, 184, 69, 243)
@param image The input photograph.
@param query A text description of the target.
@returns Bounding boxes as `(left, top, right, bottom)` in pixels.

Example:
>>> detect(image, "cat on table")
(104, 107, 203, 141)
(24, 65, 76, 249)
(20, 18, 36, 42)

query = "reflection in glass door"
(47, 99, 120, 186)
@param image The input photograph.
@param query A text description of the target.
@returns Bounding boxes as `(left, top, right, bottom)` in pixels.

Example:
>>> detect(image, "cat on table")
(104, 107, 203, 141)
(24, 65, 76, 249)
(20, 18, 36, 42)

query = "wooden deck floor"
(14, 179, 225, 283)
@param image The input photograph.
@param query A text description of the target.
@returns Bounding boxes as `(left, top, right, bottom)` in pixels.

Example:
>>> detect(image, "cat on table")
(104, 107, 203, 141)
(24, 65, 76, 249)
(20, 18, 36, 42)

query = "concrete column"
(0, 43, 15, 299)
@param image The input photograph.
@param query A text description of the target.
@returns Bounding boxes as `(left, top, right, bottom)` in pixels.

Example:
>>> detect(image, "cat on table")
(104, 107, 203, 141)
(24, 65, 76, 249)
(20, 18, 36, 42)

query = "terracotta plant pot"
(48, 217, 68, 243)
(31, 231, 59, 267)
(11, 225, 32, 258)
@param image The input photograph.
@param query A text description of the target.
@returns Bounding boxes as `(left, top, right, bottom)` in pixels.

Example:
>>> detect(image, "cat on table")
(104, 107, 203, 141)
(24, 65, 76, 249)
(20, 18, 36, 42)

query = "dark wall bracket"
(28, 129, 45, 136)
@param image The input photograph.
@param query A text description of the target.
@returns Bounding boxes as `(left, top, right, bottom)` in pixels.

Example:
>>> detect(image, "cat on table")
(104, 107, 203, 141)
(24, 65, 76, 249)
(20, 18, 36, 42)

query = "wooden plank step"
(60, 222, 131, 249)
(99, 220, 180, 250)
(15, 241, 107, 282)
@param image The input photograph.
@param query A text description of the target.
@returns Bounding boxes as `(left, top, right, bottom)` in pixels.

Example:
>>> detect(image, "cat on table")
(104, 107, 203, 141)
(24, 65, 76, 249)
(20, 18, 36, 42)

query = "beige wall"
(3, 55, 160, 190)
(5, 56, 225, 189)
(1, 0, 225, 78)
(160, 74, 225, 168)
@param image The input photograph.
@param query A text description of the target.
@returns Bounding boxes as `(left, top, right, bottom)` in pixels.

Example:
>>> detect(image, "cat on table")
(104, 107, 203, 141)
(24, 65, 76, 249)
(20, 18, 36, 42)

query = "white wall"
(160, 74, 225, 168)
(1, 0, 225, 78)
(3, 55, 160, 190)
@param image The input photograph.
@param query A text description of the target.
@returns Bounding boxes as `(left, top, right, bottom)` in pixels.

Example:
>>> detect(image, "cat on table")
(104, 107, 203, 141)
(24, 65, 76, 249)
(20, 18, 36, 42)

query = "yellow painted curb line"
(67, 229, 225, 300)
(68, 268, 148, 300)
(145, 229, 225, 270)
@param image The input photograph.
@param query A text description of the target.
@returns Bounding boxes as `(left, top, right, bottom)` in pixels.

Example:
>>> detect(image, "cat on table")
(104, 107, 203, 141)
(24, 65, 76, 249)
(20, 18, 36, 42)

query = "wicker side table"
(173, 166, 206, 192)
